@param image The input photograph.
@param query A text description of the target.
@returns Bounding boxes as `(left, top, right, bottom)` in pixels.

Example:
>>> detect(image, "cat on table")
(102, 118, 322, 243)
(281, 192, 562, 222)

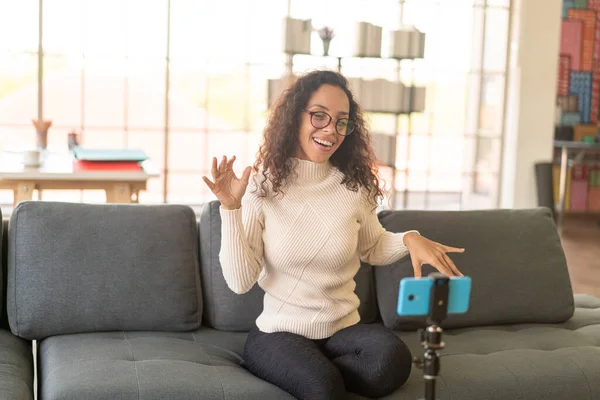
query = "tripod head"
(424, 273, 450, 326)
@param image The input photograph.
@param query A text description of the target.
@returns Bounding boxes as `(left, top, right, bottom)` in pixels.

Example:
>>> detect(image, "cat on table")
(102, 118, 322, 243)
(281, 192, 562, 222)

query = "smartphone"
(397, 276, 472, 316)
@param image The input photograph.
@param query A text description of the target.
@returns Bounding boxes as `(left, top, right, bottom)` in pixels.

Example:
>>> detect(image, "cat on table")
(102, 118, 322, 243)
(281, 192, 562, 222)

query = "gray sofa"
(1, 200, 599, 399)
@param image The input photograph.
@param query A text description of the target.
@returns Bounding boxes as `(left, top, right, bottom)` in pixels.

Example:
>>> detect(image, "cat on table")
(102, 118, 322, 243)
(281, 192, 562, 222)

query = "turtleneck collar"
(292, 157, 332, 182)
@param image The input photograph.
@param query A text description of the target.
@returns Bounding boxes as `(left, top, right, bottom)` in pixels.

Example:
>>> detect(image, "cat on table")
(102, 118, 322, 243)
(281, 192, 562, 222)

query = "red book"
(567, 10, 596, 72)
(558, 55, 571, 97)
(73, 160, 142, 172)
(592, 60, 600, 123)
(587, 0, 600, 59)
(561, 19, 583, 70)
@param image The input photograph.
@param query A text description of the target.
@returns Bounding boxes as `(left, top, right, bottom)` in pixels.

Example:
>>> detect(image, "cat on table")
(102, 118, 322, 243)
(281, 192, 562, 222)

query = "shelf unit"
(268, 50, 424, 209)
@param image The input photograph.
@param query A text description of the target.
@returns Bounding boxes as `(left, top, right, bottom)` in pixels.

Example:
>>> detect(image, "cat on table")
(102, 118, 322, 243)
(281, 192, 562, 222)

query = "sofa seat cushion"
(39, 327, 294, 400)
(387, 294, 600, 399)
(0, 330, 34, 399)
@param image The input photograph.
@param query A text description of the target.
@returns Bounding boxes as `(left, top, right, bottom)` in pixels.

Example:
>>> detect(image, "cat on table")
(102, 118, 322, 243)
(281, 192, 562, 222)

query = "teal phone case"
(397, 276, 472, 316)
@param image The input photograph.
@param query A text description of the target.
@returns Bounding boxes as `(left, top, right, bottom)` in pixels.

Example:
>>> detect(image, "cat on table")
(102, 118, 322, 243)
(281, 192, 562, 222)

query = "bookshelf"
(268, 18, 427, 208)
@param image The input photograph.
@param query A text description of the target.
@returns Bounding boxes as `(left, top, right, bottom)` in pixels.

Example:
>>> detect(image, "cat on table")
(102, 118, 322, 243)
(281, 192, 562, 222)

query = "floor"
(560, 215, 600, 298)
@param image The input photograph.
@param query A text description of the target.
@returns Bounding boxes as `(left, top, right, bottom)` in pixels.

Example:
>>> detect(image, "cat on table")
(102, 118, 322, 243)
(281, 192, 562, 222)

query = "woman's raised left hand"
(403, 232, 465, 278)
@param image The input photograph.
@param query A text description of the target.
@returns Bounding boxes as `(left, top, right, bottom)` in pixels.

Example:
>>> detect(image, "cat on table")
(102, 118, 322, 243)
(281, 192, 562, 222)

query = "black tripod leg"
(423, 345, 440, 400)
(425, 378, 436, 400)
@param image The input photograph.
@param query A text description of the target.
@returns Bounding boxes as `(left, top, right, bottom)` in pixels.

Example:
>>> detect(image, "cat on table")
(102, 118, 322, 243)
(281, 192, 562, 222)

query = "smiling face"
(295, 84, 350, 164)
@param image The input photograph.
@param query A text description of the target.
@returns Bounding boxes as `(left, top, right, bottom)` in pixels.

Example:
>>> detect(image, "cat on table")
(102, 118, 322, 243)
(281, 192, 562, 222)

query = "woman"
(202, 70, 464, 399)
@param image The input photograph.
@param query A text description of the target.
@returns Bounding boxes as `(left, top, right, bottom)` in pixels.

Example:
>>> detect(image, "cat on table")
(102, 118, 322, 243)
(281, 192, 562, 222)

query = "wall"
(500, 0, 563, 209)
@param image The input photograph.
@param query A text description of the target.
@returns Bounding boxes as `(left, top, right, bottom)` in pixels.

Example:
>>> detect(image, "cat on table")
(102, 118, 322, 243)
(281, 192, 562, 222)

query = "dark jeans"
(243, 323, 412, 400)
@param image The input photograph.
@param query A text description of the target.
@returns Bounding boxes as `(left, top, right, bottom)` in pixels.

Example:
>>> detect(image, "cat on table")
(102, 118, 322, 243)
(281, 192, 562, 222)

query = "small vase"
(322, 39, 331, 56)
(32, 118, 52, 150)
(68, 131, 80, 151)
(36, 130, 48, 150)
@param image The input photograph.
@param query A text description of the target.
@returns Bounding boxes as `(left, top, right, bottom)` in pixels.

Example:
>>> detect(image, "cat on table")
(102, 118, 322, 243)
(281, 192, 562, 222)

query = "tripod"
(413, 273, 449, 400)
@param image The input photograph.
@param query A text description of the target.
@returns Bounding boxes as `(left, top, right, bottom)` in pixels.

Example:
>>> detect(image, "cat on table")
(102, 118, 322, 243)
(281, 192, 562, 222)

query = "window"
(0, 0, 510, 210)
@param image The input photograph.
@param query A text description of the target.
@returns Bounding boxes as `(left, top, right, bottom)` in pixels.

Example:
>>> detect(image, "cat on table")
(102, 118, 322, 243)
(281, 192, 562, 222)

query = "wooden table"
(554, 140, 600, 234)
(0, 151, 160, 206)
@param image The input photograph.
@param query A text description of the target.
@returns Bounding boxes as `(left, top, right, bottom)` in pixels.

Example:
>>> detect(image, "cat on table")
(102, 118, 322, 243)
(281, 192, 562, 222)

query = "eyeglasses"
(304, 110, 354, 136)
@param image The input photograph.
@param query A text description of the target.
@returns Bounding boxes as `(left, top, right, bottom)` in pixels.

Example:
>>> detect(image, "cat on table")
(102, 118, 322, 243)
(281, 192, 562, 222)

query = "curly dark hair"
(254, 69, 384, 205)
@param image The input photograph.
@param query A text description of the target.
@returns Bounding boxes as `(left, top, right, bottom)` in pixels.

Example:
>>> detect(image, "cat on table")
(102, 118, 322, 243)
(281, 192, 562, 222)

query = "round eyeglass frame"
(303, 110, 354, 136)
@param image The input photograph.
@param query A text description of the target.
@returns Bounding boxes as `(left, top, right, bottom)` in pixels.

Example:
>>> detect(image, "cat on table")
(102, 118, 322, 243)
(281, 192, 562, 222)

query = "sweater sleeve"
(218, 183, 264, 294)
(357, 195, 419, 266)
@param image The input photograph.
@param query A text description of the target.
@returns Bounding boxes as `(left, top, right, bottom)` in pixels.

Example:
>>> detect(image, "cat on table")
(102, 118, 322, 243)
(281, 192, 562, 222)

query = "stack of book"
(72, 147, 148, 172)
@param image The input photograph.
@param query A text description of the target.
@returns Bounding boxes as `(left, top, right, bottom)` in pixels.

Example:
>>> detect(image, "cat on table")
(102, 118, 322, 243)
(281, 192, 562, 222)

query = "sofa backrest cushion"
(198, 201, 264, 331)
(0, 213, 6, 330)
(374, 207, 575, 330)
(354, 262, 380, 324)
(198, 200, 380, 331)
(7, 201, 202, 340)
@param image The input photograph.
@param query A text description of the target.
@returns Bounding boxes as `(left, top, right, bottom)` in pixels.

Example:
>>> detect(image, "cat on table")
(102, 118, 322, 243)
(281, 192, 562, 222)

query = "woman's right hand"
(202, 155, 252, 210)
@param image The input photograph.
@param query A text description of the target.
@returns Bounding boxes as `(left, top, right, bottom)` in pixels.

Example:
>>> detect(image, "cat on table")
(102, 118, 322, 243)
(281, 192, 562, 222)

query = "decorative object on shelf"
(412, 86, 427, 112)
(560, 111, 582, 126)
(582, 135, 596, 143)
(318, 26, 335, 56)
(573, 124, 598, 142)
(554, 125, 574, 141)
(347, 78, 426, 114)
(32, 118, 52, 150)
(371, 132, 397, 167)
(389, 26, 426, 59)
(22, 149, 41, 167)
(557, 94, 578, 114)
(267, 73, 298, 107)
(283, 17, 312, 54)
(67, 130, 80, 151)
(354, 22, 382, 57)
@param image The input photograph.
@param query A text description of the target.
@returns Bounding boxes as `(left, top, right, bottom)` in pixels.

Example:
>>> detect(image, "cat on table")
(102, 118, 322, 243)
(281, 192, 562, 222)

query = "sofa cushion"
(1, 217, 7, 330)
(39, 328, 294, 400)
(7, 201, 202, 340)
(199, 201, 264, 331)
(389, 294, 600, 399)
(199, 200, 380, 331)
(0, 329, 34, 399)
(0, 209, 3, 322)
(374, 207, 575, 330)
(355, 262, 380, 323)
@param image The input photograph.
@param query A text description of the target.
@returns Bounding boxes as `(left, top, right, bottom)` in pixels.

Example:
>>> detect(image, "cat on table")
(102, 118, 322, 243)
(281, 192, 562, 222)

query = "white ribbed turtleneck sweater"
(219, 158, 415, 339)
